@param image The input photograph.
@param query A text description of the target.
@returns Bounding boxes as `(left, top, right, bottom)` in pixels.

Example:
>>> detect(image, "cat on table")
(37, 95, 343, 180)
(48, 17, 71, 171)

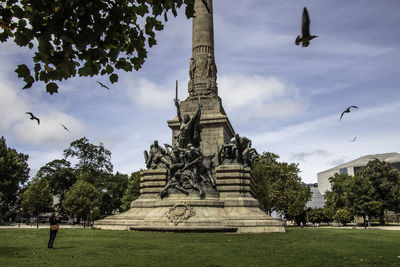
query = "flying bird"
(60, 123, 70, 133)
(340, 106, 358, 120)
(350, 137, 357, 142)
(97, 81, 110, 90)
(25, 112, 40, 125)
(295, 7, 318, 47)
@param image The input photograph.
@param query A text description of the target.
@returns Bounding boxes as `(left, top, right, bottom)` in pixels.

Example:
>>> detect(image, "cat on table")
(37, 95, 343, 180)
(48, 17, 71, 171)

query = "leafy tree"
(120, 171, 141, 212)
(323, 173, 351, 213)
(99, 172, 129, 216)
(308, 208, 327, 224)
(323, 206, 335, 224)
(63, 137, 131, 219)
(64, 137, 113, 174)
(0, 0, 200, 94)
(35, 159, 76, 205)
(347, 173, 381, 228)
(63, 180, 100, 227)
(252, 152, 311, 220)
(20, 178, 53, 227)
(333, 208, 353, 226)
(357, 159, 400, 225)
(0, 136, 30, 220)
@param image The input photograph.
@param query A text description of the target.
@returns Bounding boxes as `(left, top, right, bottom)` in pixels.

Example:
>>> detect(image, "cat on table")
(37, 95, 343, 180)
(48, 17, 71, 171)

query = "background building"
(317, 152, 400, 195)
(306, 183, 325, 209)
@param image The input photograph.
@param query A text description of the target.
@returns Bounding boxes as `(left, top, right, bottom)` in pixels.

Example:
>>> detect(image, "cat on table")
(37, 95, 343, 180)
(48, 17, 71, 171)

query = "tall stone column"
(189, 0, 218, 98)
(168, 0, 234, 160)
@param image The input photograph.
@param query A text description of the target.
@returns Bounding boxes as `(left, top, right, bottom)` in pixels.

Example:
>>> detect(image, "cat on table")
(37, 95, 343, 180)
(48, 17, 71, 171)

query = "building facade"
(317, 152, 400, 195)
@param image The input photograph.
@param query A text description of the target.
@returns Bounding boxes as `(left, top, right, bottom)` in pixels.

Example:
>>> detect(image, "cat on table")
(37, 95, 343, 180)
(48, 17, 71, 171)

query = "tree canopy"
(120, 171, 140, 212)
(324, 159, 400, 225)
(324, 173, 351, 212)
(62, 180, 101, 226)
(99, 172, 129, 215)
(21, 177, 53, 226)
(0, 136, 30, 220)
(0, 0, 198, 94)
(64, 137, 113, 174)
(357, 159, 400, 224)
(35, 159, 76, 199)
(252, 152, 311, 221)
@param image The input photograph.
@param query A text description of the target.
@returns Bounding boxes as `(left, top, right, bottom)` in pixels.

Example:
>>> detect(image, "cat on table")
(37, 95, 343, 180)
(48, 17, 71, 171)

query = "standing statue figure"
(205, 54, 217, 78)
(189, 57, 196, 79)
(175, 98, 202, 148)
(144, 140, 170, 169)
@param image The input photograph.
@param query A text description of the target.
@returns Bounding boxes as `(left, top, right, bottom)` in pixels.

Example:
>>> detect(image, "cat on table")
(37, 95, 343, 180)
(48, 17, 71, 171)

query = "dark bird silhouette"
(97, 81, 110, 90)
(340, 106, 358, 120)
(201, 0, 211, 13)
(25, 112, 40, 125)
(60, 123, 70, 133)
(350, 137, 357, 142)
(295, 7, 318, 47)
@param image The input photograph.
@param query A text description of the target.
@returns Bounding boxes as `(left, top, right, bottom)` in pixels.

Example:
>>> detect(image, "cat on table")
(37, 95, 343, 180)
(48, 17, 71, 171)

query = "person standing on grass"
(48, 213, 60, 249)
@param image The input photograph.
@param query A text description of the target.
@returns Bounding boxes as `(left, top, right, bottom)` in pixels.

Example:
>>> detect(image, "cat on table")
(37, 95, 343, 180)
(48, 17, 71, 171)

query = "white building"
(317, 152, 400, 195)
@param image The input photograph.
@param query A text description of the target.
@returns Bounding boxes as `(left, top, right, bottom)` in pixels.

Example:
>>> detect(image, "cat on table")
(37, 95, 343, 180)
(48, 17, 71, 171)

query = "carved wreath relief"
(166, 202, 196, 225)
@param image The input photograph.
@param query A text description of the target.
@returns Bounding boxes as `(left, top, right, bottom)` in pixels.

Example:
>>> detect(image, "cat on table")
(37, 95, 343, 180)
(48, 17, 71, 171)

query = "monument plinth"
(94, 0, 284, 233)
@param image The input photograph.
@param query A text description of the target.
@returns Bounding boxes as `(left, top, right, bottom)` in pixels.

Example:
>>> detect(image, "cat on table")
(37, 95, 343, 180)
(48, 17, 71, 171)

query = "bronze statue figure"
(218, 133, 259, 168)
(174, 98, 202, 148)
(144, 140, 170, 169)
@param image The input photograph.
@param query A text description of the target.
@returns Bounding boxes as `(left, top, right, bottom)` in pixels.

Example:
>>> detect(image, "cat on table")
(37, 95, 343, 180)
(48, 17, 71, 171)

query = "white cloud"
(124, 77, 173, 110)
(0, 69, 87, 147)
(219, 74, 307, 122)
(0, 82, 30, 129)
(13, 111, 86, 146)
(291, 150, 330, 162)
(252, 102, 400, 183)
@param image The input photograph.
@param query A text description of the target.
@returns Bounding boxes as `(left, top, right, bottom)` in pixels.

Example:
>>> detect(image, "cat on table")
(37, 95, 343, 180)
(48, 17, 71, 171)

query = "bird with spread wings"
(25, 112, 40, 125)
(295, 7, 318, 47)
(340, 106, 358, 120)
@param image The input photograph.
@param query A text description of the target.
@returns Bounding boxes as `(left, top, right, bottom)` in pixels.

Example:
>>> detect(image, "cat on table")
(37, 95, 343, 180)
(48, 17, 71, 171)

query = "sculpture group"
(144, 95, 258, 199)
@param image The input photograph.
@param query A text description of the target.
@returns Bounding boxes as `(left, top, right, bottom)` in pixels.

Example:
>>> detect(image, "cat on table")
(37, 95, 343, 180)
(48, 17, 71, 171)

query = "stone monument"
(94, 0, 285, 233)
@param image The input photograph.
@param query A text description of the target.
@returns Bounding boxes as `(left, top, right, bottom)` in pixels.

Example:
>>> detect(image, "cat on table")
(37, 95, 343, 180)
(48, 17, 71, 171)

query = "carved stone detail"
(166, 202, 196, 225)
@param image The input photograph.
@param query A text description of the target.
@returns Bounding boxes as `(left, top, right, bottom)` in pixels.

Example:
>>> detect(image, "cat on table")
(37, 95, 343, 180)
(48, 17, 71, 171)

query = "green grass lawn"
(1, 228, 400, 266)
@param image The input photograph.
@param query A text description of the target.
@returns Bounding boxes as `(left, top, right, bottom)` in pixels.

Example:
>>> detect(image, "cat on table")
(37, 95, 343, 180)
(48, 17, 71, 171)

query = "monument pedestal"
(94, 166, 285, 233)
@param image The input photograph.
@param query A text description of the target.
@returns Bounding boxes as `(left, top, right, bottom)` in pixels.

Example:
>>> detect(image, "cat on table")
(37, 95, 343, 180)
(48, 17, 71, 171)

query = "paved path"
(2, 224, 400, 230)
(0, 224, 86, 229)
(307, 225, 400, 231)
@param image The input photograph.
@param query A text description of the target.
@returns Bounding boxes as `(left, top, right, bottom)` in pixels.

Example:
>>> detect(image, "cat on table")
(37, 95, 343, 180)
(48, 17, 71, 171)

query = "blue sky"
(1, 0, 400, 183)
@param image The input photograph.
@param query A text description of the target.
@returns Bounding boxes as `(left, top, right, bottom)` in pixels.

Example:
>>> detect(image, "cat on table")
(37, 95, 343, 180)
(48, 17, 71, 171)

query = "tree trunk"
(379, 208, 385, 225)
(363, 215, 366, 229)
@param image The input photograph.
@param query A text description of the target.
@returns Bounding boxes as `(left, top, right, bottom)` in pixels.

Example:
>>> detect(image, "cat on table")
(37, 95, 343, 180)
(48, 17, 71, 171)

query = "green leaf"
(15, 64, 30, 78)
(22, 82, 33, 89)
(109, 73, 118, 84)
(148, 37, 157, 47)
(137, 4, 149, 17)
(105, 65, 114, 74)
(46, 82, 59, 95)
